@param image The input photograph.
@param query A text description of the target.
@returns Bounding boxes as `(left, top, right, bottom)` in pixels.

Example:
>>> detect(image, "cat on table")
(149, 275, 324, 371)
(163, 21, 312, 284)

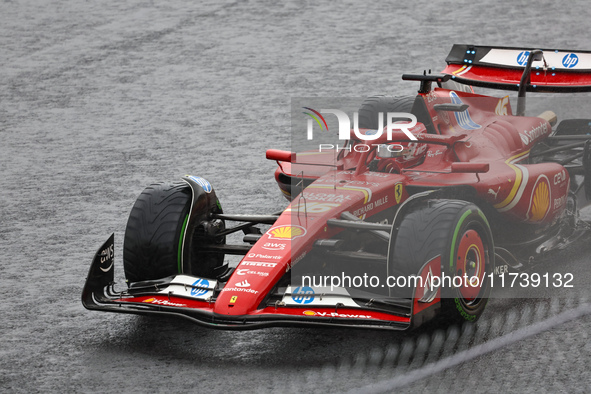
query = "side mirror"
(266, 149, 294, 162)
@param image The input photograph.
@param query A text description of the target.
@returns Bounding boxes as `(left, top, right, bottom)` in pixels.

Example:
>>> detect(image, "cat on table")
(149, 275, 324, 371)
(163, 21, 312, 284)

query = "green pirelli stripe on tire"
(450, 209, 472, 269)
(178, 214, 189, 273)
(477, 209, 490, 227)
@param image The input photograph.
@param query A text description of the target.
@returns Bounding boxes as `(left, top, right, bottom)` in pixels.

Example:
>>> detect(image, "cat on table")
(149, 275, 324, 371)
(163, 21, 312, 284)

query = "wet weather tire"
(389, 199, 494, 324)
(123, 182, 225, 283)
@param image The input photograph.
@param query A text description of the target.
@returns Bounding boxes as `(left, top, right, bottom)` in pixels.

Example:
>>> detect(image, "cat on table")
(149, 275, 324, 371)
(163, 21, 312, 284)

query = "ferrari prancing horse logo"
(395, 183, 404, 204)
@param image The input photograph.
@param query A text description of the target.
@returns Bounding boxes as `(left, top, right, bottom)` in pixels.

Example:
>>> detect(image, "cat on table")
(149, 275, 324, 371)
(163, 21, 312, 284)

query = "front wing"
(83, 235, 442, 331)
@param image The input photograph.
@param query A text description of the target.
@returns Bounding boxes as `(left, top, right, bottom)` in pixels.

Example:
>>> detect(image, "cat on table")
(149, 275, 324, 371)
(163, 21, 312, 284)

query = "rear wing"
(441, 44, 591, 93)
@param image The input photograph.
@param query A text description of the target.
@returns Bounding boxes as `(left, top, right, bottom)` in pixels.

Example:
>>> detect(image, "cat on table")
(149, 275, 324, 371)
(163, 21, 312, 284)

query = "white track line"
(353, 303, 591, 393)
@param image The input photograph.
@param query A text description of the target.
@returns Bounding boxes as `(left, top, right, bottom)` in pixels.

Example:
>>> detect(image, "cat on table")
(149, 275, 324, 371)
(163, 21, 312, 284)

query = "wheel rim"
(456, 228, 486, 302)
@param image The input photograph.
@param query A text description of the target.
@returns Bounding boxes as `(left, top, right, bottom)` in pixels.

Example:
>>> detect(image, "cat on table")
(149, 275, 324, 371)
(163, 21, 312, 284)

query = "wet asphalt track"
(1, 1, 591, 392)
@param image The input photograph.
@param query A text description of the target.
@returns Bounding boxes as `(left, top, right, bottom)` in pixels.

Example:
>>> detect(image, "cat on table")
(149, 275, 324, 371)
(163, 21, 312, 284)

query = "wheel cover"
(455, 228, 486, 302)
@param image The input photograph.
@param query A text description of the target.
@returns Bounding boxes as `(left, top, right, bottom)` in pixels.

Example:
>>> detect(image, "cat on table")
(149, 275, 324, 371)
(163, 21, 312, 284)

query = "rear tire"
(358, 95, 415, 130)
(389, 199, 494, 324)
(123, 182, 225, 283)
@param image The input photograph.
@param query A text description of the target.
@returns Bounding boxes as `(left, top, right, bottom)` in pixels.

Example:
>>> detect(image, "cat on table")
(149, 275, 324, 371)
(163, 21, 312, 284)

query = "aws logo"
(99, 244, 114, 273)
(261, 242, 286, 251)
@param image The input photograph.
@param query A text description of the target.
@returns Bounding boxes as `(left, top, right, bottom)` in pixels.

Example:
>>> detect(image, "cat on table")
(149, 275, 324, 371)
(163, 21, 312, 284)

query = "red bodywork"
(83, 45, 586, 330)
(101, 88, 569, 329)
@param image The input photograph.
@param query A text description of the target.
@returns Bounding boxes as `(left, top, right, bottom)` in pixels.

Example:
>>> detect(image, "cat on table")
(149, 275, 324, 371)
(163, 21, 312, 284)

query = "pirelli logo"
(241, 261, 277, 268)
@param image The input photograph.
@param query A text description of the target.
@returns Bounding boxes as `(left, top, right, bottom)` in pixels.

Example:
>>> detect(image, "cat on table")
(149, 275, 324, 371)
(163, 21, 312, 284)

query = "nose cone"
(213, 258, 285, 316)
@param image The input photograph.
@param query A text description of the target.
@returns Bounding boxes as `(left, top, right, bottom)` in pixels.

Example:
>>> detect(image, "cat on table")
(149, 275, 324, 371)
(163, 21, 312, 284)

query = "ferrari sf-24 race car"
(83, 45, 591, 330)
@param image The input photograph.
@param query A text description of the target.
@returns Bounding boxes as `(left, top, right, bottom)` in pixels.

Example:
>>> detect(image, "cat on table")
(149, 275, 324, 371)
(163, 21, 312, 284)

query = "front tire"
(123, 182, 225, 283)
(389, 199, 494, 324)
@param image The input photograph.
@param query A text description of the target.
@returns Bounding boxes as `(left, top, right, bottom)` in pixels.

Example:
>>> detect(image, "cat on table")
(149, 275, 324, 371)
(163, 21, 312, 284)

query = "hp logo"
(292, 286, 315, 304)
(191, 278, 210, 296)
(516, 51, 530, 66)
(562, 53, 579, 68)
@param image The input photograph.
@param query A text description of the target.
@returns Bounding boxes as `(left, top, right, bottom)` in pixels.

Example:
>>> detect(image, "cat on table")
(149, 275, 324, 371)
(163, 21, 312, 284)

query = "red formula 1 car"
(83, 45, 591, 330)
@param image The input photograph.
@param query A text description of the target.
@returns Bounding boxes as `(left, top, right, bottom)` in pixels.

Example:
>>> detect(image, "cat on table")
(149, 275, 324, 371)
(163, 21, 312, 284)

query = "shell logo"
(303, 310, 316, 316)
(267, 225, 307, 240)
(144, 298, 155, 303)
(527, 176, 550, 222)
